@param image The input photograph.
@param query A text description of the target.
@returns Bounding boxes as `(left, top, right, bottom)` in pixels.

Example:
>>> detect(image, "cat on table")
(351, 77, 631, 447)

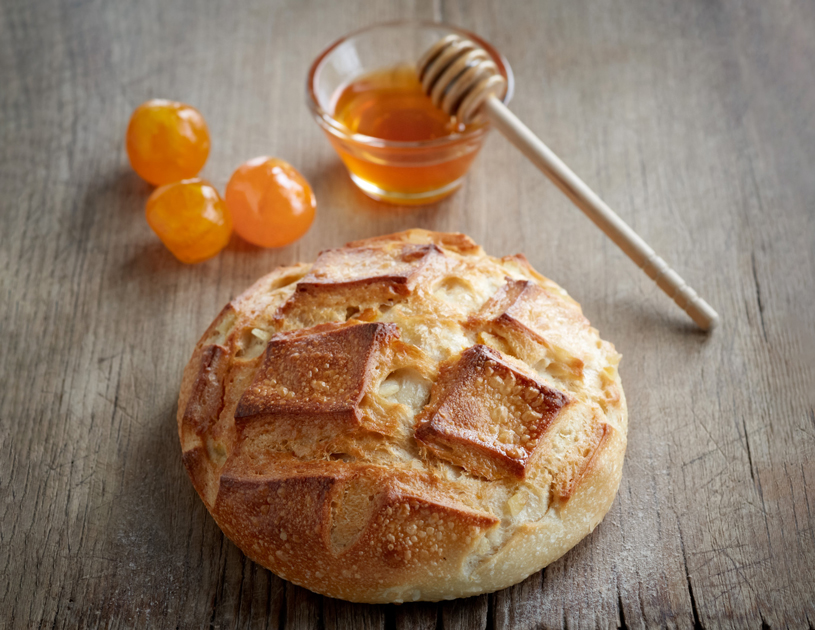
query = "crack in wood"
(382, 605, 397, 630)
(236, 554, 250, 621)
(617, 592, 628, 630)
(208, 532, 228, 629)
(678, 528, 703, 630)
(750, 251, 768, 343)
(485, 592, 495, 630)
(686, 571, 703, 630)
(742, 415, 757, 485)
(561, 594, 567, 630)
(277, 580, 287, 630)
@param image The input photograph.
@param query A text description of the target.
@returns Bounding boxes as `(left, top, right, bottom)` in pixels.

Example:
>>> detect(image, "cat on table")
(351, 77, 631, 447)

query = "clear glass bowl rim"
(306, 20, 515, 150)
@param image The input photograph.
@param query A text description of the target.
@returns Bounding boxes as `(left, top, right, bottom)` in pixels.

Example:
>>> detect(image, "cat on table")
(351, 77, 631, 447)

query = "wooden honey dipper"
(418, 35, 720, 331)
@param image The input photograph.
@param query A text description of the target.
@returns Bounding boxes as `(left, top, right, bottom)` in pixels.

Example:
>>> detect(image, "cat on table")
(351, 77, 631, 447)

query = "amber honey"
(326, 65, 486, 204)
(333, 65, 462, 141)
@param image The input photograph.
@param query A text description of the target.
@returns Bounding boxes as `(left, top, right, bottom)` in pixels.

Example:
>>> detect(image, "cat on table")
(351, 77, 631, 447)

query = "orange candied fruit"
(145, 179, 232, 264)
(126, 99, 210, 186)
(225, 157, 316, 248)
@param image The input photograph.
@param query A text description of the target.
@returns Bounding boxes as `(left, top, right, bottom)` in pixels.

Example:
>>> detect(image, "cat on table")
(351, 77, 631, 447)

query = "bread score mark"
(467, 278, 595, 378)
(273, 243, 455, 331)
(296, 242, 447, 297)
(180, 344, 230, 439)
(415, 344, 570, 481)
(214, 454, 499, 593)
(234, 321, 403, 441)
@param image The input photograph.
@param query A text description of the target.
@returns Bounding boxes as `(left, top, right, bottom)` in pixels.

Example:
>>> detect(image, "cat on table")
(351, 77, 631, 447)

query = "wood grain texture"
(1, 0, 814, 628)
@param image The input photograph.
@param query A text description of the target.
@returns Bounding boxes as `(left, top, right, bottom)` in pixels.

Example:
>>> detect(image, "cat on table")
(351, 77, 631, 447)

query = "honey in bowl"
(325, 64, 488, 205)
(333, 65, 462, 141)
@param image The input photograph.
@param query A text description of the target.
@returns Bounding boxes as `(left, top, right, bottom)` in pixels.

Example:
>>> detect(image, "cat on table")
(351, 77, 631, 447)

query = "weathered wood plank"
(491, 571, 544, 630)
(286, 585, 322, 630)
(394, 602, 438, 630)
(1, 0, 814, 628)
(322, 599, 385, 630)
(441, 595, 489, 630)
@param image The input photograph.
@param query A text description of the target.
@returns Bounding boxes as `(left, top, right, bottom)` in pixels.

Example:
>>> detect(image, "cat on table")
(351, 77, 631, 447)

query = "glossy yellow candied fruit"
(225, 157, 316, 248)
(126, 99, 210, 185)
(145, 179, 232, 264)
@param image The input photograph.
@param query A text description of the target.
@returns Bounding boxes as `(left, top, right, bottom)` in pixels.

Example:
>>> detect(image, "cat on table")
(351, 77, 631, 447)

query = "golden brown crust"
(177, 229, 627, 603)
(415, 344, 569, 481)
(235, 322, 399, 430)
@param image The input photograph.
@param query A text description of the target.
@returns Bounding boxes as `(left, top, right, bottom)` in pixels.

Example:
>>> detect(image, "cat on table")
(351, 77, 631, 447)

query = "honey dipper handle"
(481, 97, 719, 331)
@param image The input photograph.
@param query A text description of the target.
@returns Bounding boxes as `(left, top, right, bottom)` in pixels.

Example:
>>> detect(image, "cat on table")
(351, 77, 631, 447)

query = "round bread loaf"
(178, 230, 626, 603)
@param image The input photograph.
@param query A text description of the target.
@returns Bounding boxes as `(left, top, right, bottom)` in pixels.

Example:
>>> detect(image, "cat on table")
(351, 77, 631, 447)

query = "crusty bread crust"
(177, 230, 626, 603)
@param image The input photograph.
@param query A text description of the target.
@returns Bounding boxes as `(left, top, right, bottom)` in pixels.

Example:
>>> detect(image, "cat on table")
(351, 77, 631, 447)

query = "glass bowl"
(307, 21, 513, 205)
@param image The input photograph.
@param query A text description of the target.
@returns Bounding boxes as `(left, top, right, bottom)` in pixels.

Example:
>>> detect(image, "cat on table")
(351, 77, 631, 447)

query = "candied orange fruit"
(225, 157, 316, 248)
(126, 99, 210, 185)
(145, 179, 232, 264)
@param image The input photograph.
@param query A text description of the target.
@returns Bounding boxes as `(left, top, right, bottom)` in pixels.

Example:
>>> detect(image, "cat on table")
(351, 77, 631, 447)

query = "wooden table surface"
(2, 0, 814, 628)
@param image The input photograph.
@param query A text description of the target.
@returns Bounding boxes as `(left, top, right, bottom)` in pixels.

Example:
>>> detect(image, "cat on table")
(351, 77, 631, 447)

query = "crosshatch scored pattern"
(1, 0, 814, 628)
